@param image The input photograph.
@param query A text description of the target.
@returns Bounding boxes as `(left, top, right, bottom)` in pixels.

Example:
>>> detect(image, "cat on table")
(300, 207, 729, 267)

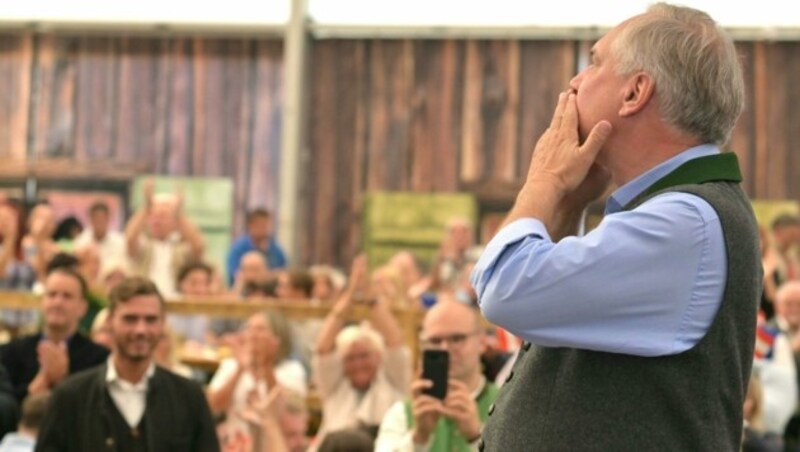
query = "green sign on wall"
(362, 191, 478, 269)
(131, 176, 233, 277)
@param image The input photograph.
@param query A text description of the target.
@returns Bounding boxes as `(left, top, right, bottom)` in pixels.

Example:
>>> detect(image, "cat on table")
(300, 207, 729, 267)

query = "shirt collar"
(776, 316, 795, 334)
(40, 331, 76, 344)
(470, 376, 487, 400)
(105, 357, 156, 391)
(246, 235, 274, 248)
(605, 144, 720, 215)
(147, 231, 181, 244)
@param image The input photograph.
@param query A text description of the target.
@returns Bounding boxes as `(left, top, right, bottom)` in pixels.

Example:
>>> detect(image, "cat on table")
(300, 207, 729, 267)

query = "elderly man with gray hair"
(313, 255, 411, 445)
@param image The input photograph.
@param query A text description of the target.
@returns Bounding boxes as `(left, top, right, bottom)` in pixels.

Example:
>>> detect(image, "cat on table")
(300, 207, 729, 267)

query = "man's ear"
(477, 331, 489, 355)
(79, 297, 89, 318)
(619, 71, 655, 117)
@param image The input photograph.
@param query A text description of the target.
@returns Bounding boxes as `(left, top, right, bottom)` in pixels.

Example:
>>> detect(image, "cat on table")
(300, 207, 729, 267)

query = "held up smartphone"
(422, 349, 449, 400)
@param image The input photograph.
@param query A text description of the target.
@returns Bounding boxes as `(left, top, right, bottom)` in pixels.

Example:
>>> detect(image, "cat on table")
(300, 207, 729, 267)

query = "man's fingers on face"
(549, 92, 569, 129)
(561, 93, 579, 132)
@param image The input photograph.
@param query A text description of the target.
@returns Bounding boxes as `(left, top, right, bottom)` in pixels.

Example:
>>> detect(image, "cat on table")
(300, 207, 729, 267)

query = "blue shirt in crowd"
(226, 235, 287, 285)
(471, 145, 727, 357)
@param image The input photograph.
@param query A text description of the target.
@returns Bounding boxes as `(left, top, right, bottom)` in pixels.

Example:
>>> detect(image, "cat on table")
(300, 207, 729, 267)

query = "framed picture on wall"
(35, 178, 130, 236)
(39, 190, 126, 233)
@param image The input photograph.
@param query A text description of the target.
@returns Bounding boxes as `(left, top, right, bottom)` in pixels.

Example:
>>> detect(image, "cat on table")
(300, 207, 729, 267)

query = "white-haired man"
(472, 3, 760, 450)
(313, 255, 411, 444)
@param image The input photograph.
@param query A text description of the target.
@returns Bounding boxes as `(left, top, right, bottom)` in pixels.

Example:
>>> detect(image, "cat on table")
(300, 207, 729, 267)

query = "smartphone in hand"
(422, 349, 449, 399)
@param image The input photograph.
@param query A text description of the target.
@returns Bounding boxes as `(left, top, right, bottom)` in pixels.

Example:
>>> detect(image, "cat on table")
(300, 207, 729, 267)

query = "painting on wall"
(41, 190, 126, 232)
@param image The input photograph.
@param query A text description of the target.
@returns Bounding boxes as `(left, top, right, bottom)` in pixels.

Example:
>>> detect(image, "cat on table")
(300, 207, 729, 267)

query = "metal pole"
(277, 0, 309, 263)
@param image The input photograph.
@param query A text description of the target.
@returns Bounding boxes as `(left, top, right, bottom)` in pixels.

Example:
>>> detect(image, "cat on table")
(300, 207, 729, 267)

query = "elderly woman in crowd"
(20, 203, 59, 283)
(207, 309, 307, 408)
(312, 254, 411, 443)
(207, 309, 307, 450)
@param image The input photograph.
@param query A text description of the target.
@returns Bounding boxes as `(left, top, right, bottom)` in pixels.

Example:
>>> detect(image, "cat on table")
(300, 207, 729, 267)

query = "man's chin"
(120, 348, 154, 362)
(44, 320, 72, 333)
(127, 354, 152, 362)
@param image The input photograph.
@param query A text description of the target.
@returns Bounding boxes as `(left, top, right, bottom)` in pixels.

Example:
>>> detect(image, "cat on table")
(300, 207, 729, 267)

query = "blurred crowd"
(0, 182, 525, 451)
(1, 184, 799, 451)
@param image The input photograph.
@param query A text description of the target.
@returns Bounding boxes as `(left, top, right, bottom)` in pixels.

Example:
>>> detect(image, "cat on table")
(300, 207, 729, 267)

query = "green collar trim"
(627, 152, 742, 209)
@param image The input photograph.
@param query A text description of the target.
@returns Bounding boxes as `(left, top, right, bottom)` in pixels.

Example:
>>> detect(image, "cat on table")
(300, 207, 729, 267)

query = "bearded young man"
(35, 277, 219, 451)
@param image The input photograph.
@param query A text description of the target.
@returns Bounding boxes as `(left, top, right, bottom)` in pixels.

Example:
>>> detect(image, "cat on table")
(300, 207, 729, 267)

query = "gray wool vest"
(479, 162, 761, 451)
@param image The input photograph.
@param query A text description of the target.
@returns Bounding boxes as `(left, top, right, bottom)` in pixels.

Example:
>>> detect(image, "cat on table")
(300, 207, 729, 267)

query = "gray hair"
(611, 2, 744, 145)
(335, 324, 385, 358)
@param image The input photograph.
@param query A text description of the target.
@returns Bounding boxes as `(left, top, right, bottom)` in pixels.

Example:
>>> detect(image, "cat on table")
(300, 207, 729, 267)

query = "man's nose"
(569, 72, 583, 91)
(436, 341, 453, 352)
(133, 320, 149, 334)
(50, 294, 67, 305)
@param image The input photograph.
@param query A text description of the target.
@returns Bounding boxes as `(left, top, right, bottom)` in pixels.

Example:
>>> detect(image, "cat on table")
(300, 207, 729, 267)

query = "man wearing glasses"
(375, 299, 498, 451)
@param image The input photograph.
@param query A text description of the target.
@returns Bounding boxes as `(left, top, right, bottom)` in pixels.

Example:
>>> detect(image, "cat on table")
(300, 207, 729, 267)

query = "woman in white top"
(207, 310, 307, 415)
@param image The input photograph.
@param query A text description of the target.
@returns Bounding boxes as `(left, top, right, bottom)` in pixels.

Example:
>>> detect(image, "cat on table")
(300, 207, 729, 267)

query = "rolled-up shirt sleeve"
(383, 346, 412, 393)
(471, 193, 726, 357)
(471, 218, 550, 301)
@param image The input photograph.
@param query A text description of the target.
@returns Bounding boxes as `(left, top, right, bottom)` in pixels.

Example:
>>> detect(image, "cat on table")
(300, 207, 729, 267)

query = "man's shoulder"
(0, 333, 41, 355)
(106, 230, 126, 242)
(483, 381, 501, 400)
(153, 365, 192, 383)
(69, 334, 111, 362)
(4, 333, 41, 347)
(229, 235, 253, 249)
(627, 191, 721, 231)
(268, 237, 285, 252)
(152, 366, 204, 396)
(54, 365, 105, 397)
(381, 399, 410, 426)
(0, 432, 35, 450)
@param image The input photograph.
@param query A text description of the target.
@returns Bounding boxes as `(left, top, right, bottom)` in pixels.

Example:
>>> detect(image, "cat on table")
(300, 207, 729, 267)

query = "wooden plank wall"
(729, 42, 800, 200)
(305, 39, 800, 267)
(3, 34, 800, 267)
(0, 33, 283, 234)
(0, 34, 31, 160)
(304, 39, 575, 265)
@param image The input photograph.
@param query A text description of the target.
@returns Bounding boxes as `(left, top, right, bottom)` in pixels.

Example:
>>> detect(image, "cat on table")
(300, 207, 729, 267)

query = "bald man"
(376, 299, 497, 451)
(232, 251, 270, 295)
(775, 282, 800, 349)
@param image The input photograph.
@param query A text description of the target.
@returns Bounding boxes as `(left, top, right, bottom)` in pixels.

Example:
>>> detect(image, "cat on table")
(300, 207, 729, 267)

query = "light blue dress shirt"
(226, 236, 287, 285)
(471, 145, 727, 357)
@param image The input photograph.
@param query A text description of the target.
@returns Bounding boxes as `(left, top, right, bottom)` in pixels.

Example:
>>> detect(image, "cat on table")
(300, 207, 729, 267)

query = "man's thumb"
(580, 121, 612, 158)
